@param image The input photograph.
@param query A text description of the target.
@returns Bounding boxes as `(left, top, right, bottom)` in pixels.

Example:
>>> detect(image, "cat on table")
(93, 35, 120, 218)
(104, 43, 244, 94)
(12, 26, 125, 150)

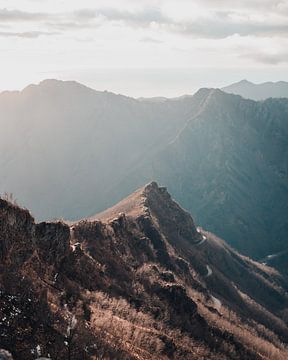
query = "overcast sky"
(1, 0, 288, 97)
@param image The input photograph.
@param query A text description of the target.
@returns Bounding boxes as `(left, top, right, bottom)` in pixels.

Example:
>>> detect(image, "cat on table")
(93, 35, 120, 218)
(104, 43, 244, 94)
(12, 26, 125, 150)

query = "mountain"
(1, 80, 288, 262)
(0, 79, 204, 220)
(222, 80, 288, 100)
(111, 89, 288, 259)
(1, 182, 288, 360)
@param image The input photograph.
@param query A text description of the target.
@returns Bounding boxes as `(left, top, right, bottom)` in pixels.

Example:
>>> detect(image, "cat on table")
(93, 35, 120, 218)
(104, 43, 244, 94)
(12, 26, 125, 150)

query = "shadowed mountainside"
(111, 89, 288, 259)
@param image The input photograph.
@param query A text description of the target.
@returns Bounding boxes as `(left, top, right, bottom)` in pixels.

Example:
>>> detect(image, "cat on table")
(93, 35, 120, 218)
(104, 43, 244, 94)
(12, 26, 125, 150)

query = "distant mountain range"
(1, 183, 288, 359)
(117, 88, 288, 260)
(0, 79, 204, 221)
(222, 79, 288, 100)
(1, 79, 288, 262)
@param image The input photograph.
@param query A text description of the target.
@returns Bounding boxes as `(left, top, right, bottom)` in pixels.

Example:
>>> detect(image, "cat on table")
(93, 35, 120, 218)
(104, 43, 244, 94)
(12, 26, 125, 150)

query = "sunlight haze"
(1, 0, 288, 96)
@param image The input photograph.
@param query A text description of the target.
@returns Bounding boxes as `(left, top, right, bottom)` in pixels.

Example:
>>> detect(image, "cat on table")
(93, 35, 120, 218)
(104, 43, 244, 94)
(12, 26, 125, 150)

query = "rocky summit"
(0, 182, 288, 359)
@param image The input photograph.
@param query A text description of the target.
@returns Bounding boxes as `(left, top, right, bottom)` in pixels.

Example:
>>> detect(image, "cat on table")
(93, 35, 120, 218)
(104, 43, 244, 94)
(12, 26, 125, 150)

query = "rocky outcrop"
(0, 199, 34, 262)
(34, 222, 70, 265)
(1, 184, 288, 359)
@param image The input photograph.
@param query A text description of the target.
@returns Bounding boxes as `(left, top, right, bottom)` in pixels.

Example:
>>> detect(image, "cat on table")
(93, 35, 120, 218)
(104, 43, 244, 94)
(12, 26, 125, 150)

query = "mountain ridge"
(1, 79, 288, 262)
(222, 79, 288, 100)
(3, 78, 288, 102)
(110, 90, 288, 259)
(1, 183, 288, 359)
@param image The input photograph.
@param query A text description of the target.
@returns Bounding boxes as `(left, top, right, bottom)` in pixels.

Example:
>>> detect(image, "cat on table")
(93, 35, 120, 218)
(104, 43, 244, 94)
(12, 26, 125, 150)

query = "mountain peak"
(92, 181, 202, 247)
(192, 87, 215, 98)
(222, 79, 288, 100)
(143, 181, 169, 198)
(223, 79, 253, 88)
(90, 181, 166, 222)
(39, 78, 66, 86)
(238, 79, 253, 85)
(22, 78, 95, 94)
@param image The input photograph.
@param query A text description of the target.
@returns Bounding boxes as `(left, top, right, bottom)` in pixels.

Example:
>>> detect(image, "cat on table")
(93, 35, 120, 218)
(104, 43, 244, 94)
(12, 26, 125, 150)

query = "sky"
(0, 0, 288, 97)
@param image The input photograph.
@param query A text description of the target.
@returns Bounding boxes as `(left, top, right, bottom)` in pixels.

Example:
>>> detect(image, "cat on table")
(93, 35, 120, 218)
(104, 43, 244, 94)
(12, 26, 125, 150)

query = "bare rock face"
(0, 199, 34, 262)
(142, 182, 202, 247)
(34, 221, 70, 265)
(1, 183, 288, 359)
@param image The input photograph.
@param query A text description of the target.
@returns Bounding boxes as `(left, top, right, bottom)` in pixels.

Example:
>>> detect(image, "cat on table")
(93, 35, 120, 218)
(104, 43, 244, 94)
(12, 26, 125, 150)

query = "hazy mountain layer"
(1, 80, 288, 260)
(111, 89, 288, 259)
(222, 80, 288, 100)
(0, 80, 204, 220)
(1, 183, 288, 359)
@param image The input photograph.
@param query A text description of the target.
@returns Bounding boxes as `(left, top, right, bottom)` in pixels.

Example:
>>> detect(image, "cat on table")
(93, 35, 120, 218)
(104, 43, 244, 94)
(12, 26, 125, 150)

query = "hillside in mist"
(0, 79, 201, 219)
(1, 80, 288, 262)
(118, 88, 288, 259)
(222, 80, 288, 100)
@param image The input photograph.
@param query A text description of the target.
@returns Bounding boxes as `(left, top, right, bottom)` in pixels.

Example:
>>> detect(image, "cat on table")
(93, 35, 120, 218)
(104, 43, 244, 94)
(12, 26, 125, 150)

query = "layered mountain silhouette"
(0, 79, 202, 220)
(222, 80, 288, 100)
(1, 80, 288, 262)
(1, 183, 288, 359)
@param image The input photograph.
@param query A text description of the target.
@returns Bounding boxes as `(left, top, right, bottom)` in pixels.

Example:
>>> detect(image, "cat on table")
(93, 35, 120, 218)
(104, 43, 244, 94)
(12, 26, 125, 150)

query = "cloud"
(0, 7, 97, 32)
(73, 7, 168, 26)
(0, 7, 167, 31)
(175, 12, 288, 38)
(139, 37, 163, 43)
(195, 0, 287, 13)
(0, 30, 57, 38)
(1, 4, 288, 40)
(244, 50, 288, 64)
(71, 6, 288, 39)
(37, 7, 169, 33)
(0, 8, 47, 22)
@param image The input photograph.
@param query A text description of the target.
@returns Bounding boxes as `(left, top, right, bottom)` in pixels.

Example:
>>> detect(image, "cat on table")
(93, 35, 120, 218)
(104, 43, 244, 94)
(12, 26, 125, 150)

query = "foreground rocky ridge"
(1, 183, 288, 359)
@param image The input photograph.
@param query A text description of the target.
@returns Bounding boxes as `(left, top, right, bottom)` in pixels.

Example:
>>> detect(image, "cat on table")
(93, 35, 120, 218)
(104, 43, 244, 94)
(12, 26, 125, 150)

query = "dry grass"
(193, 287, 288, 360)
(86, 291, 228, 360)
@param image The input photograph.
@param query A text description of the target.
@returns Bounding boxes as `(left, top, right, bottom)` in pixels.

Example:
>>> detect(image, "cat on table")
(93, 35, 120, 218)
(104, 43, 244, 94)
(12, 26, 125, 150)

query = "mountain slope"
(222, 80, 288, 100)
(1, 80, 288, 262)
(0, 79, 204, 220)
(115, 89, 288, 259)
(1, 183, 288, 359)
